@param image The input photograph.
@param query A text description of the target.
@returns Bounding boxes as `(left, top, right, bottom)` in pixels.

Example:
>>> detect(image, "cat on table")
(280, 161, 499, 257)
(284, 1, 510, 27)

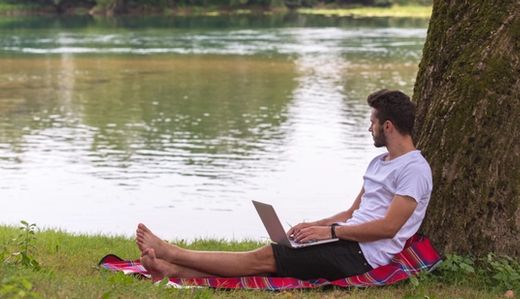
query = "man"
(136, 89, 433, 281)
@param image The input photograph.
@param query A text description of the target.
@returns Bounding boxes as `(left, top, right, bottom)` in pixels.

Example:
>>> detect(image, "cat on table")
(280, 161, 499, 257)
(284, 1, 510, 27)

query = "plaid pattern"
(99, 234, 441, 290)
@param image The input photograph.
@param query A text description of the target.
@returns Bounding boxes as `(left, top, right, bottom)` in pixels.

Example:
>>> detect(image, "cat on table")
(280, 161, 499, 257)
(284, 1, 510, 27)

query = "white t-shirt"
(344, 150, 432, 268)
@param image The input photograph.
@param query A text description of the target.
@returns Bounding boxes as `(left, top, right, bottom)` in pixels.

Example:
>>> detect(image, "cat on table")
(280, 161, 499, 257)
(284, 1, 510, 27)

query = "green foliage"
(0, 275, 41, 299)
(437, 253, 475, 282)
(0, 0, 46, 12)
(408, 270, 434, 288)
(94, 0, 116, 9)
(433, 253, 520, 291)
(0, 0, 432, 12)
(3, 221, 41, 271)
(482, 253, 520, 290)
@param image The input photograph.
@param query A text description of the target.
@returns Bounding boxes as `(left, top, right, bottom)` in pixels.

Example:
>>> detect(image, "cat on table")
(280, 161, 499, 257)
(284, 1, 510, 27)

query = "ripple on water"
(0, 27, 425, 57)
(0, 19, 425, 239)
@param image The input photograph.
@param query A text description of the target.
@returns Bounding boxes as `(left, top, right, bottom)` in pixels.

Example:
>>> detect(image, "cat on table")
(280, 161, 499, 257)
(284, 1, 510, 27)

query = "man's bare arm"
(292, 194, 417, 243)
(287, 188, 364, 237)
(334, 195, 417, 242)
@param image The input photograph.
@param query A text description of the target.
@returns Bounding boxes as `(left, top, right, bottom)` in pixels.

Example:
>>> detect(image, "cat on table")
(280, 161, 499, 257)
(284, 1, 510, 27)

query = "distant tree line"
(3, 0, 432, 15)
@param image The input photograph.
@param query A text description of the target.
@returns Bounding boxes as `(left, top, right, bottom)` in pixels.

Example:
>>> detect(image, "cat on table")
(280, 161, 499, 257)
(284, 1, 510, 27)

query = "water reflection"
(0, 56, 296, 182)
(0, 15, 425, 239)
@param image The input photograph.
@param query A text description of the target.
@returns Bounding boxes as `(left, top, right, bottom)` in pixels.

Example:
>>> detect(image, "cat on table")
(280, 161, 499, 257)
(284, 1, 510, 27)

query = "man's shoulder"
(389, 151, 432, 181)
(407, 151, 431, 171)
(396, 150, 430, 167)
(401, 152, 433, 184)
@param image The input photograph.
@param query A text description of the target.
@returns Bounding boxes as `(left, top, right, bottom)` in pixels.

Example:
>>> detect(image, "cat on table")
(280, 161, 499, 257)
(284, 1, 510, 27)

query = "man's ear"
(384, 120, 396, 134)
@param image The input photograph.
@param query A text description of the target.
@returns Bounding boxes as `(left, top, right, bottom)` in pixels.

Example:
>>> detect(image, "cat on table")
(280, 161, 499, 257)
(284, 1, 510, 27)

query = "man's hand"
(292, 226, 331, 243)
(287, 221, 317, 239)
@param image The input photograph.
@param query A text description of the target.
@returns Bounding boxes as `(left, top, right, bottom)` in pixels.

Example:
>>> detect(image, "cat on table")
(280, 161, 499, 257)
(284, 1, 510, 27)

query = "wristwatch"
(330, 223, 339, 239)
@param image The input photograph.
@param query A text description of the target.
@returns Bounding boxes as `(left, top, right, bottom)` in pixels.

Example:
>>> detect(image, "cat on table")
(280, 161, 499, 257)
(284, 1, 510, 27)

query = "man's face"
(369, 109, 386, 148)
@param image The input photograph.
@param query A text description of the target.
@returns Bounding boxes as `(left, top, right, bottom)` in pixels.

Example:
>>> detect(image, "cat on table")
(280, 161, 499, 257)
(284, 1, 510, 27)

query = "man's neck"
(385, 136, 416, 161)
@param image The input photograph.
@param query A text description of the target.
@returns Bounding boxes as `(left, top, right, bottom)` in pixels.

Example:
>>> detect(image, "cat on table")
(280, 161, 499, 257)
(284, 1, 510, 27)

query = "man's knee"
(251, 245, 277, 273)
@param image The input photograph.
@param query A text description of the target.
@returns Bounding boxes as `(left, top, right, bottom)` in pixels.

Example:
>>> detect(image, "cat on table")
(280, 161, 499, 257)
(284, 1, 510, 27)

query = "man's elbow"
(381, 223, 400, 239)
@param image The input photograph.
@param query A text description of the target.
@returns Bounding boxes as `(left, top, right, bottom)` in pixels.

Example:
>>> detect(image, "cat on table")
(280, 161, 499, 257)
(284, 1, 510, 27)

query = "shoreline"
(298, 5, 431, 18)
(0, 4, 432, 18)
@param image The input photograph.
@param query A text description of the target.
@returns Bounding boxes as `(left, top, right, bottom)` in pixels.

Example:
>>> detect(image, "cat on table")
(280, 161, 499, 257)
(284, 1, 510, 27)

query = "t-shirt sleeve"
(395, 161, 432, 203)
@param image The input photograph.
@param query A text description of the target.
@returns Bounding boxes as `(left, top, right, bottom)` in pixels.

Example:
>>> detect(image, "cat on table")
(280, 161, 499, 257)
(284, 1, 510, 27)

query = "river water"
(0, 15, 427, 241)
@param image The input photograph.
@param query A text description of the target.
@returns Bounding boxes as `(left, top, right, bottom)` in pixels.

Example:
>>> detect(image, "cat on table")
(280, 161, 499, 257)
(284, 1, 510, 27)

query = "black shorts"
(271, 240, 372, 281)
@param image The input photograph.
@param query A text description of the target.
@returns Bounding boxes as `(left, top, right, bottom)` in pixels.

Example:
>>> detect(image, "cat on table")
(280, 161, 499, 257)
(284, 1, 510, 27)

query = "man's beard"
(373, 127, 386, 148)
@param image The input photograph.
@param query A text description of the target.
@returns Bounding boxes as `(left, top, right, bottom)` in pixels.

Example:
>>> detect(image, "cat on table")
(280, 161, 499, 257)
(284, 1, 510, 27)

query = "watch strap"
(330, 223, 339, 239)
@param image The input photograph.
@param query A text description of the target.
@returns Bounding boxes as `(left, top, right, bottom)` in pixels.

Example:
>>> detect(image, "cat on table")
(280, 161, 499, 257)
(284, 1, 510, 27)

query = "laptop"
(252, 200, 339, 248)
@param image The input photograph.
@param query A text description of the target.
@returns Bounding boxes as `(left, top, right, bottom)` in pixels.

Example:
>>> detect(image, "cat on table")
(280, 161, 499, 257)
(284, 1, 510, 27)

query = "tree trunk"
(413, 0, 520, 257)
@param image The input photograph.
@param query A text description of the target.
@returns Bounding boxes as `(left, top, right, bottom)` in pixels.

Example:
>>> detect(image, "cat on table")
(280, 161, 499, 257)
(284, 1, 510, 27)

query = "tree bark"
(413, 0, 520, 257)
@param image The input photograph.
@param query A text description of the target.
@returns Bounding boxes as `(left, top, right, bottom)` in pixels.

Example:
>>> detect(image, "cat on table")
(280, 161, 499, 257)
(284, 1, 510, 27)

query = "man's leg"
(140, 248, 211, 281)
(136, 223, 277, 277)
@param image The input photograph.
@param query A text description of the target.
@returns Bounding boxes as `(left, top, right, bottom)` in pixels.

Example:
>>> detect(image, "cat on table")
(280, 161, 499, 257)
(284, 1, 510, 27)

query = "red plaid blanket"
(99, 234, 441, 290)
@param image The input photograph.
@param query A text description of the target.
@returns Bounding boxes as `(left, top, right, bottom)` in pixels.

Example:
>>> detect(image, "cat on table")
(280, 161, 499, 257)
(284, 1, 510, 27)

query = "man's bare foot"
(135, 223, 174, 260)
(140, 248, 171, 282)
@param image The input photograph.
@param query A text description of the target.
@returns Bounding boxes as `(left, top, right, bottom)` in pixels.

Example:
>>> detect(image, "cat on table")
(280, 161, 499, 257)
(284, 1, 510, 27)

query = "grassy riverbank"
(0, 0, 431, 18)
(1, 223, 517, 298)
(297, 5, 431, 18)
(185, 4, 432, 18)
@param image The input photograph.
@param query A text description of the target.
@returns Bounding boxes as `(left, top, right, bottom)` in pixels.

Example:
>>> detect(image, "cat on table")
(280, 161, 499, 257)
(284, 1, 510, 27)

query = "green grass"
(0, 224, 512, 298)
(298, 5, 432, 18)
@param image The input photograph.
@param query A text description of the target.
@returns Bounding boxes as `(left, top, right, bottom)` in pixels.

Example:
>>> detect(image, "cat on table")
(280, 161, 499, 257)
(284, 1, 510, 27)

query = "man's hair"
(367, 89, 415, 135)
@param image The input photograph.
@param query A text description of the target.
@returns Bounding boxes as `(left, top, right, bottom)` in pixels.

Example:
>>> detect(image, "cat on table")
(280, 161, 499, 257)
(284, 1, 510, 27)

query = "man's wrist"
(316, 219, 328, 226)
(330, 223, 339, 239)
